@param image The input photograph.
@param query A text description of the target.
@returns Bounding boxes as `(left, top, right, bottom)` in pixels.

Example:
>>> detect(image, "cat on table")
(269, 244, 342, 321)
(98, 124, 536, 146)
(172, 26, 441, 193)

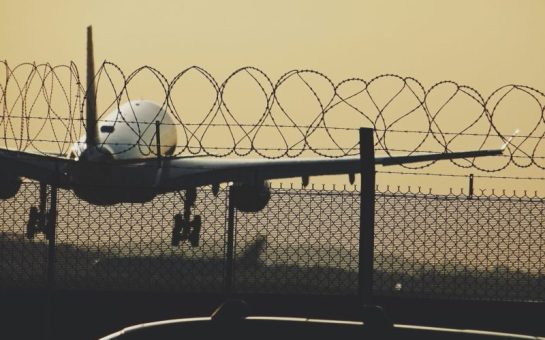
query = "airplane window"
(101, 125, 114, 133)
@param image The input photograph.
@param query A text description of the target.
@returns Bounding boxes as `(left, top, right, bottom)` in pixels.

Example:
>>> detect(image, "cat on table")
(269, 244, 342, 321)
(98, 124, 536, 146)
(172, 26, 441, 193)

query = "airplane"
(0, 26, 511, 247)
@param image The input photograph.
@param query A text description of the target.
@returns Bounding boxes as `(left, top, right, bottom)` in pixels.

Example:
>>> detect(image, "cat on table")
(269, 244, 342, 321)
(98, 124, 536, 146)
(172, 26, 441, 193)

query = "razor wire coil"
(2, 61, 544, 171)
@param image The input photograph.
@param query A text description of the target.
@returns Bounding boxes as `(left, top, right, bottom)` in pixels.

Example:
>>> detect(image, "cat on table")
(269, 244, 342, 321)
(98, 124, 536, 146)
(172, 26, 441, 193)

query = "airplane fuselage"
(69, 100, 178, 205)
(70, 100, 177, 161)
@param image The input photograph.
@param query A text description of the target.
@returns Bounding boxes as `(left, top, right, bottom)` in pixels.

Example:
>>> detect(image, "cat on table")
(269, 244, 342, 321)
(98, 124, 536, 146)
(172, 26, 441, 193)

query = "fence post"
(46, 186, 58, 287)
(39, 183, 47, 226)
(155, 121, 162, 167)
(225, 185, 236, 295)
(468, 173, 474, 199)
(359, 128, 375, 303)
(46, 181, 58, 340)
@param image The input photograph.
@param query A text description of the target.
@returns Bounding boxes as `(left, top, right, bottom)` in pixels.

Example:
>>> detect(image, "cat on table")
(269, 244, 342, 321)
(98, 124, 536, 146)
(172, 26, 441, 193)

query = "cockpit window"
(101, 125, 114, 133)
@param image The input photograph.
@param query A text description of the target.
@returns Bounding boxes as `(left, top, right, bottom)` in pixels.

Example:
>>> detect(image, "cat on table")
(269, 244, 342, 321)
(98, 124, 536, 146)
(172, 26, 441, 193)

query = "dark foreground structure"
(2, 292, 544, 339)
(99, 300, 542, 340)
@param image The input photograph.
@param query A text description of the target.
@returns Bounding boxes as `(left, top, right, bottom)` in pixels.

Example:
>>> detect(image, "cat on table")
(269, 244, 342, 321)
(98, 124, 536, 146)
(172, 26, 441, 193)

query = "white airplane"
(0, 27, 510, 246)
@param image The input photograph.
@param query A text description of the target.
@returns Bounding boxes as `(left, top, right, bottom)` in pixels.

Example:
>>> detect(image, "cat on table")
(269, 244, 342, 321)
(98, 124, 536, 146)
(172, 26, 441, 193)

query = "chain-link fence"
(0, 182, 543, 302)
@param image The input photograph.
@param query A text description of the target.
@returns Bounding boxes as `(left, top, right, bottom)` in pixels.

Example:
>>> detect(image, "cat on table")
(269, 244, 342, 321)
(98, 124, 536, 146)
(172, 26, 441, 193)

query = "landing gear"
(26, 206, 40, 239)
(26, 182, 54, 240)
(172, 188, 202, 247)
(172, 214, 201, 247)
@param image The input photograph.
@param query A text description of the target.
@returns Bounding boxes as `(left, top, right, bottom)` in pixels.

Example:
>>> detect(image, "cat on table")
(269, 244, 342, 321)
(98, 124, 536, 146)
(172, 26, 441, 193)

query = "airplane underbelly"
(71, 162, 160, 205)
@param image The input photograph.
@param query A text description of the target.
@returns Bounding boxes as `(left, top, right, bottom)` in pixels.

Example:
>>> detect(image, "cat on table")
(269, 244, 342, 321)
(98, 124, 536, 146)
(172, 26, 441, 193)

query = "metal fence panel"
(0, 183, 48, 289)
(1, 183, 544, 302)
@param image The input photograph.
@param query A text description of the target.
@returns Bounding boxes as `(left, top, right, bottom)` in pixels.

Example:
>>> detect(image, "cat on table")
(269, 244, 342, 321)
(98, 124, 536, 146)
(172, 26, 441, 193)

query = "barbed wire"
(1, 61, 544, 171)
(377, 170, 545, 182)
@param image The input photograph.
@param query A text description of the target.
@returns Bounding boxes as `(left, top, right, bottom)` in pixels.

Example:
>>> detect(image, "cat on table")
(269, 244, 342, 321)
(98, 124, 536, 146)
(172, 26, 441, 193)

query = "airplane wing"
(0, 144, 506, 192)
(0, 148, 74, 189)
(157, 147, 505, 191)
(159, 130, 518, 190)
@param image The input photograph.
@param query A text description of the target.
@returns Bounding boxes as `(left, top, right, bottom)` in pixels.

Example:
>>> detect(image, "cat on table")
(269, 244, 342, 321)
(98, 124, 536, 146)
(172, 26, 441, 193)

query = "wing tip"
(500, 129, 519, 151)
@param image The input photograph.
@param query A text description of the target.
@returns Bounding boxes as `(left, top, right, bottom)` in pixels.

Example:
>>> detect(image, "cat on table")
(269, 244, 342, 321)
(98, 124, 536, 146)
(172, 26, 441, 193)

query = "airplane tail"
(85, 26, 98, 148)
(238, 235, 267, 267)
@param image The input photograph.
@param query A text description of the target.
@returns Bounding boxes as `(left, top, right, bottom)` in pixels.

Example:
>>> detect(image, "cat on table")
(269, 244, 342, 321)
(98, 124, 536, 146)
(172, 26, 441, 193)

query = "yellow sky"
(2, 0, 544, 87)
(2, 0, 544, 193)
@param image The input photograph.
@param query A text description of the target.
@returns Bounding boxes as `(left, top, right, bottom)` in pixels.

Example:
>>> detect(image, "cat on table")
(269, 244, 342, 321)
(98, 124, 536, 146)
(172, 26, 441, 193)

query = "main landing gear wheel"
(171, 214, 202, 247)
(171, 188, 202, 247)
(188, 215, 201, 247)
(26, 206, 39, 239)
(26, 206, 53, 240)
(26, 183, 50, 240)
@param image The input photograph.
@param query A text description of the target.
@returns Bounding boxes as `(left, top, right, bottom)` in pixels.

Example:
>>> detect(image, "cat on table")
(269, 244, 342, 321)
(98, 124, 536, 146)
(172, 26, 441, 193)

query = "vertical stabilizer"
(85, 25, 98, 147)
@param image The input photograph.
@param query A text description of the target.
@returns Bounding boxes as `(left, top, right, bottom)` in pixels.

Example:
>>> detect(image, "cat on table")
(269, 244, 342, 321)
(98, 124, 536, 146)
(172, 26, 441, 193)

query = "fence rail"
(1, 182, 543, 302)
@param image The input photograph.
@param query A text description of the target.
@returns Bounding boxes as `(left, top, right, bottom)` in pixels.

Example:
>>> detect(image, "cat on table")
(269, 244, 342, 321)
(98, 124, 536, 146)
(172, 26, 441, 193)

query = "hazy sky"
(2, 0, 544, 88)
(2, 0, 544, 193)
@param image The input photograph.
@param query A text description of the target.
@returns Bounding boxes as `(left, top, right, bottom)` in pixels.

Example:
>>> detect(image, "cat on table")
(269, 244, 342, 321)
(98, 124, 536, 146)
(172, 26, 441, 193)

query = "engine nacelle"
(231, 182, 271, 213)
(0, 175, 22, 200)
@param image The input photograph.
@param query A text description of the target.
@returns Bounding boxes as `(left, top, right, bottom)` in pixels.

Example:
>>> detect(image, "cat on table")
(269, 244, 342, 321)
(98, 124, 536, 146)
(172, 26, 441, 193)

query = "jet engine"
(231, 181, 271, 213)
(0, 174, 22, 199)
